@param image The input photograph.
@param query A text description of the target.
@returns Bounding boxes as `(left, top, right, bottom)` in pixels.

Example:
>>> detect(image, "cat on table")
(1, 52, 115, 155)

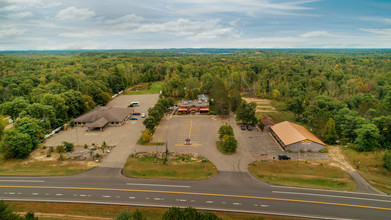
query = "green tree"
(0, 200, 21, 220)
(1, 97, 29, 120)
(15, 116, 41, 149)
(222, 136, 238, 153)
(321, 118, 337, 145)
(236, 101, 257, 125)
(383, 151, 391, 171)
(143, 116, 156, 130)
(218, 125, 233, 140)
(354, 124, 380, 152)
(228, 89, 242, 112)
(372, 116, 391, 149)
(1, 130, 32, 159)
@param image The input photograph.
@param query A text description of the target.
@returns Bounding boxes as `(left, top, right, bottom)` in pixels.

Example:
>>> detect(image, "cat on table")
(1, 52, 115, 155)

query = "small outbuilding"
(75, 106, 132, 131)
(270, 121, 326, 152)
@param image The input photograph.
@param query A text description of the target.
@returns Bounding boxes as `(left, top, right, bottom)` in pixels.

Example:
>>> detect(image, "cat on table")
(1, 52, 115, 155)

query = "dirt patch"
(327, 146, 355, 172)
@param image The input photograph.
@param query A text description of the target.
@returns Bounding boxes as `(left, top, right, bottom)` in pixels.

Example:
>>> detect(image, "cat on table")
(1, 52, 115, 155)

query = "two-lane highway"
(1, 170, 390, 219)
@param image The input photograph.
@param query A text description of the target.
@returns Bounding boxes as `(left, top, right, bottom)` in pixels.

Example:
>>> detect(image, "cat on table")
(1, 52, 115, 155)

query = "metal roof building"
(270, 121, 326, 152)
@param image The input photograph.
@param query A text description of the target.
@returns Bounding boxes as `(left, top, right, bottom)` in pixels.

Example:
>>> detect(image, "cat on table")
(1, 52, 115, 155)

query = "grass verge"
(137, 137, 165, 146)
(123, 152, 217, 180)
(125, 82, 163, 95)
(0, 154, 96, 176)
(249, 160, 356, 191)
(8, 202, 304, 220)
(342, 147, 391, 194)
(216, 141, 235, 155)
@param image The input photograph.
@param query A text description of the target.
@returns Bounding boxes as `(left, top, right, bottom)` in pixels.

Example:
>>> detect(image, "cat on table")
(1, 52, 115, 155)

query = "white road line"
(0, 180, 44, 183)
(270, 185, 390, 197)
(126, 183, 190, 188)
(102, 195, 111, 198)
(261, 205, 270, 207)
(73, 194, 77, 196)
(176, 199, 187, 202)
(2, 198, 346, 220)
(206, 201, 214, 204)
(56, 194, 63, 196)
(17, 193, 21, 195)
(254, 204, 258, 206)
(45, 193, 49, 195)
(233, 203, 242, 205)
(32, 193, 38, 195)
(272, 191, 391, 203)
(80, 195, 86, 197)
(116, 196, 120, 198)
(129, 197, 135, 199)
(9, 192, 15, 195)
(154, 198, 164, 201)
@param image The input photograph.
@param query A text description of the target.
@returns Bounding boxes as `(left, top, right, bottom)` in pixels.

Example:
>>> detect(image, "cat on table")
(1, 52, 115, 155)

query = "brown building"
(74, 106, 132, 131)
(177, 100, 209, 114)
(270, 121, 326, 152)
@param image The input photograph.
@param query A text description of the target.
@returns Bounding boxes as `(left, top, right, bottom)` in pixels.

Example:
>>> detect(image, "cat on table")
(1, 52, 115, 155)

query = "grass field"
(249, 160, 356, 191)
(0, 154, 96, 176)
(123, 152, 217, 180)
(342, 147, 391, 194)
(7, 202, 303, 220)
(124, 82, 163, 95)
(216, 141, 236, 155)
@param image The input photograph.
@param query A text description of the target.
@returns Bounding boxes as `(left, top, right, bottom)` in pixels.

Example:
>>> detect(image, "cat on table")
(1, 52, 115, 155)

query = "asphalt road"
(1, 170, 390, 219)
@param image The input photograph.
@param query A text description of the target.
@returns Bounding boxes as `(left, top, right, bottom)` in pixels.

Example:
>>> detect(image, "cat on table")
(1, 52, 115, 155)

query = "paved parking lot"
(43, 94, 159, 169)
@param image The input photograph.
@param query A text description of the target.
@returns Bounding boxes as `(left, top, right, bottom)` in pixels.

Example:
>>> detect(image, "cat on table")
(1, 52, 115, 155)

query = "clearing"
(124, 82, 163, 95)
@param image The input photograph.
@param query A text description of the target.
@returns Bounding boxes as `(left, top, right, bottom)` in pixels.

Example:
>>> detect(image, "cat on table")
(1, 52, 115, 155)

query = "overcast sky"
(1, 0, 391, 50)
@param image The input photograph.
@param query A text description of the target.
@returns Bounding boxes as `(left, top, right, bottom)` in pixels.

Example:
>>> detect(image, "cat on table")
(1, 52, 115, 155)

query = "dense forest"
(0, 49, 390, 158)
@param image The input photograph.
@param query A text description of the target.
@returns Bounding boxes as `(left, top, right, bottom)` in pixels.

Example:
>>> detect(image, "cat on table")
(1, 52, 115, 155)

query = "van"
(278, 154, 291, 160)
(130, 102, 139, 106)
(141, 113, 146, 118)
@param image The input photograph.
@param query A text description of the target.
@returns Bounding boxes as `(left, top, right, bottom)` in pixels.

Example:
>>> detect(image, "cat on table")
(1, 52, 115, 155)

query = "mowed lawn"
(0, 154, 96, 176)
(123, 153, 217, 180)
(249, 160, 356, 191)
(124, 82, 163, 95)
(343, 147, 391, 194)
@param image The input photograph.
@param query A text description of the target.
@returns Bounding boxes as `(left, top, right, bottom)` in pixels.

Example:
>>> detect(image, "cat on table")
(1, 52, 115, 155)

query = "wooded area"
(0, 49, 390, 159)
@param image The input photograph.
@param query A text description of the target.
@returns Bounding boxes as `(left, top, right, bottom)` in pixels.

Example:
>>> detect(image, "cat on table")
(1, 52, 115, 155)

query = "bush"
(116, 209, 143, 220)
(141, 129, 153, 144)
(69, 120, 75, 127)
(56, 145, 65, 153)
(222, 136, 238, 153)
(218, 125, 233, 140)
(319, 148, 328, 153)
(163, 206, 220, 220)
(62, 141, 74, 152)
(383, 151, 391, 171)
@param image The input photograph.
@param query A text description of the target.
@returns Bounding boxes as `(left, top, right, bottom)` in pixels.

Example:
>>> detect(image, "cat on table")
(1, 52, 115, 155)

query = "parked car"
(128, 104, 134, 107)
(247, 125, 252, 131)
(278, 154, 291, 160)
(130, 117, 138, 120)
(141, 113, 146, 118)
(241, 125, 246, 130)
(132, 112, 141, 115)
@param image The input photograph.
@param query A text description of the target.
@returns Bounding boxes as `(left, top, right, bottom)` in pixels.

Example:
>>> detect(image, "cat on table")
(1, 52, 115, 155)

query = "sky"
(0, 0, 391, 50)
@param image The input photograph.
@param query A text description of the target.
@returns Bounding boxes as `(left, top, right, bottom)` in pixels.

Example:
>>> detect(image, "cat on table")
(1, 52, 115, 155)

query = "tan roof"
(270, 121, 325, 146)
(88, 117, 108, 129)
(75, 106, 131, 124)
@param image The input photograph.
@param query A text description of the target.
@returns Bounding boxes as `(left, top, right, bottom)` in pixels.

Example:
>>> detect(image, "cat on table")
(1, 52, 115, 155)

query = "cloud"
(300, 31, 329, 37)
(105, 14, 144, 29)
(383, 18, 391, 24)
(360, 28, 391, 36)
(58, 32, 90, 38)
(135, 18, 239, 40)
(0, 27, 26, 39)
(55, 6, 95, 20)
(7, 11, 33, 19)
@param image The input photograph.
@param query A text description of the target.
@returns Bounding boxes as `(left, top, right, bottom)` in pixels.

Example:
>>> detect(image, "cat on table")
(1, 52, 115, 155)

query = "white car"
(141, 113, 146, 118)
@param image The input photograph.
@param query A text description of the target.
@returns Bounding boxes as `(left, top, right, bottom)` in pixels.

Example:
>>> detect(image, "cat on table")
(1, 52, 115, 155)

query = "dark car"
(132, 112, 141, 115)
(278, 154, 291, 160)
(130, 117, 138, 120)
(241, 125, 246, 130)
(129, 104, 134, 107)
(247, 125, 252, 131)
